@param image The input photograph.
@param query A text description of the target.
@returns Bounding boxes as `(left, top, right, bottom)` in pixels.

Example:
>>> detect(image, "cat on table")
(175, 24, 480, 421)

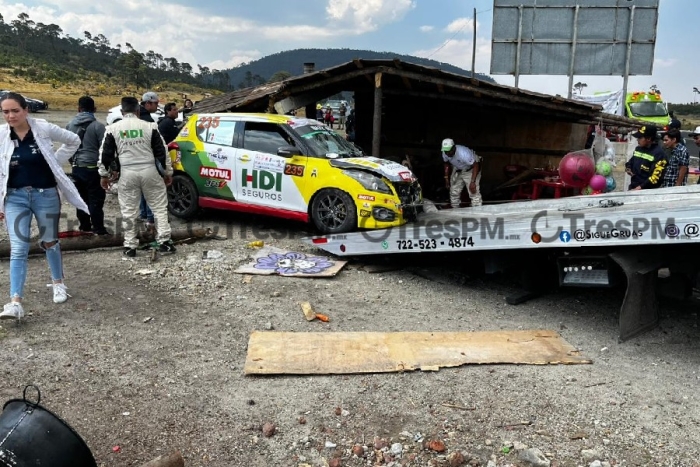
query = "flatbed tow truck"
(306, 185, 700, 342)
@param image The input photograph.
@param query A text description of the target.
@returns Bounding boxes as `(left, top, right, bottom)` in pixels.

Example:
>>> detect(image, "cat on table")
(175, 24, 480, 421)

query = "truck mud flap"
(609, 249, 664, 343)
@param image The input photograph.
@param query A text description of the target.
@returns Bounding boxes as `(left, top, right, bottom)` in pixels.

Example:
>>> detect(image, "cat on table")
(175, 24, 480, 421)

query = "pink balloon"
(559, 152, 595, 188)
(589, 174, 607, 192)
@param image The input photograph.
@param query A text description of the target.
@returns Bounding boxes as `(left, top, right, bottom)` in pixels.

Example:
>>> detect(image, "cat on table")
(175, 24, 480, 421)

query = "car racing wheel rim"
(168, 178, 194, 215)
(316, 193, 349, 230)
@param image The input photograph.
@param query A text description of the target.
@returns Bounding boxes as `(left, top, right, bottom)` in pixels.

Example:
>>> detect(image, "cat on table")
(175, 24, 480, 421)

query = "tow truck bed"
(306, 185, 700, 256)
(304, 185, 700, 342)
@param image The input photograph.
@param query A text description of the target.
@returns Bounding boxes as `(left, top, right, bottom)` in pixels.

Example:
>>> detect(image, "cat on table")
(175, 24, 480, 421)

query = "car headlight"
(342, 170, 392, 194)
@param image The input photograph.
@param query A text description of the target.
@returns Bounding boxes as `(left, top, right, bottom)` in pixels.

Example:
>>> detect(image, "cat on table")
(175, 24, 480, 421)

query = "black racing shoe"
(158, 240, 176, 253)
(123, 247, 136, 258)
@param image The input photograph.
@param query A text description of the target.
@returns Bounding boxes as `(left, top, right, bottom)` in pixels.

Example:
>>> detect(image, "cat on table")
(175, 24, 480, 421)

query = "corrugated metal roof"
(191, 58, 641, 127)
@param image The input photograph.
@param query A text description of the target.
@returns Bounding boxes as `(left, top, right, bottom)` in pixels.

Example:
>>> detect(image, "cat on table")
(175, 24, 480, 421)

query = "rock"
(262, 422, 276, 437)
(325, 441, 337, 448)
(374, 437, 388, 450)
(427, 440, 446, 452)
(514, 441, 528, 451)
(329, 458, 341, 467)
(485, 439, 493, 446)
(352, 445, 365, 457)
(589, 461, 603, 467)
(264, 322, 273, 330)
(390, 443, 403, 456)
(518, 448, 550, 467)
(447, 451, 465, 466)
(341, 409, 350, 417)
(581, 449, 601, 462)
(298, 416, 306, 424)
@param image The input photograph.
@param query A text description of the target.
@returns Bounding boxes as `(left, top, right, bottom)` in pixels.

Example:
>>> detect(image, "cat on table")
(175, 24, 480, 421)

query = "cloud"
(419, 25, 434, 32)
(326, 0, 415, 33)
(445, 17, 475, 34)
(413, 38, 492, 74)
(654, 58, 677, 68)
(205, 50, 263, 71)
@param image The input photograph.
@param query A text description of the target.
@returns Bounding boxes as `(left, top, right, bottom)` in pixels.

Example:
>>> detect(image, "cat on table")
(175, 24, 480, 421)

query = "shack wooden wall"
(352, 90, 589, 200)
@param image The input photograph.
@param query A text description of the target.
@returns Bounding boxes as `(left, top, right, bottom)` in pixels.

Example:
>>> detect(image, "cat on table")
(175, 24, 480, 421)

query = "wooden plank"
(244, 330, 591, 375)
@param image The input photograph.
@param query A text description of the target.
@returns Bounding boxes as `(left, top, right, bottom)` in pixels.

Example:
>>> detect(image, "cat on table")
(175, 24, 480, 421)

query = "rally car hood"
(328, 157, 416, 183)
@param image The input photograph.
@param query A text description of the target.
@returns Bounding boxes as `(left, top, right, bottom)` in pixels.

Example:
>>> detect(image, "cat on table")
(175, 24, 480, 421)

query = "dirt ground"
(1, 110, 700, 467)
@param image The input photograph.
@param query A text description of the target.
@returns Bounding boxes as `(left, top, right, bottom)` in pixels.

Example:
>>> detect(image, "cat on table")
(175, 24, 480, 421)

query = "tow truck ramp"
(305, 185, 700, 342)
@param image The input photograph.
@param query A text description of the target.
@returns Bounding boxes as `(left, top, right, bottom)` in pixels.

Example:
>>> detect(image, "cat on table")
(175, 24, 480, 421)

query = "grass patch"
(0, 71, 219, 110)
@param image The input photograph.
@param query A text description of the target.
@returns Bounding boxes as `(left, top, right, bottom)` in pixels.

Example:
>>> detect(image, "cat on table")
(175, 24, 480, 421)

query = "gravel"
(0, 111, 699, 466)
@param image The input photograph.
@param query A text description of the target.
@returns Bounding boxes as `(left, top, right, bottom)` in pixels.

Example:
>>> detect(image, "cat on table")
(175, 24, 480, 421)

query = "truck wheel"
(167, 174, 199, 219)
(310, 188, 357, 234)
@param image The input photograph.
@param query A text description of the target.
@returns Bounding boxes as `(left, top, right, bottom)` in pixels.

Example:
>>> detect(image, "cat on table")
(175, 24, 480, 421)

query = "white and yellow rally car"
(167, 113, 422, 233)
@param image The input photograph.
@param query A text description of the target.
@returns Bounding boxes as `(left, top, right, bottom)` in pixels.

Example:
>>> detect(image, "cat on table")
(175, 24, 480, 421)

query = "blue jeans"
(140, 194, 153, 223)
(4, 187, 63, 299)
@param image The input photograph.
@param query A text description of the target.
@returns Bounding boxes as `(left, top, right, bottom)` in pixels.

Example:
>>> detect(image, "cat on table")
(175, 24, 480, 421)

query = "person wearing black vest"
(66, 96, 108, 235)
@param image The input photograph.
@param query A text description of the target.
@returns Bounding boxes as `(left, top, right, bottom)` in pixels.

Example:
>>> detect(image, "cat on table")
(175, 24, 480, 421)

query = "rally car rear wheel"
(310, 188, 357, 234)
(167, 173, 199, 219)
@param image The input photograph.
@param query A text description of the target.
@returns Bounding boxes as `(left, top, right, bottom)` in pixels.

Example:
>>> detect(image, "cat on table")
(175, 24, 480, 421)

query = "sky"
(0, 0, 695, 103)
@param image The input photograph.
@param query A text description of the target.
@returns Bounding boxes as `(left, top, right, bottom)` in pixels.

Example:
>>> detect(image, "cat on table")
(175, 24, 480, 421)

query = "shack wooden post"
(372, 72, 383, 157)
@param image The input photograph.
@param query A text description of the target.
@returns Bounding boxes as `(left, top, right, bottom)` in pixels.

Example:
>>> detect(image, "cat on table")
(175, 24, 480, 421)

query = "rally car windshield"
(628, 102, 668, 118)
(293, 124, 363, 158)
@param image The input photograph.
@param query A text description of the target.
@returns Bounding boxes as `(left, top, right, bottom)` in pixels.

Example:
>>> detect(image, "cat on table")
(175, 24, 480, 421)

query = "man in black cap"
(66, 96, 109, 235)
(624, 125, 667, 190)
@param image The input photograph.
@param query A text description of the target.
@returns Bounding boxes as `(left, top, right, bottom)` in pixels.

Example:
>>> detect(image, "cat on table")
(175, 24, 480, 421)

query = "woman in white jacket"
(0, 92, 89, 320)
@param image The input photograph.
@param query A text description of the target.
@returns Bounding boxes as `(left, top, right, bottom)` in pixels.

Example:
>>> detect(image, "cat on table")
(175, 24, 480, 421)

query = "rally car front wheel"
(310, 188, 357, 234)
(167, 173, 199, 219)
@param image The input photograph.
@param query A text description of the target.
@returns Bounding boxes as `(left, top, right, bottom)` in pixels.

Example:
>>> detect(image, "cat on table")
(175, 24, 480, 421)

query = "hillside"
(225, 48, 495, 88)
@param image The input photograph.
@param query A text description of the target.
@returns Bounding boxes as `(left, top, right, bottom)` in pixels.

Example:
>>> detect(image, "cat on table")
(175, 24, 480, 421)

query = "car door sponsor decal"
(284, 163, 305, 177)
(253, 154, 285, 173)
(357, 194, 375, 201)
(200, 166, 232, 181)
(241, 169, 283, 201)
(204, 180, 227, 188)
(208, 148, 228, 162)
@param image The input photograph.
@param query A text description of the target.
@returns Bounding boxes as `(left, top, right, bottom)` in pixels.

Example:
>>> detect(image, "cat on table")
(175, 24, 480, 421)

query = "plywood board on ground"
(244, 330, 591, 375)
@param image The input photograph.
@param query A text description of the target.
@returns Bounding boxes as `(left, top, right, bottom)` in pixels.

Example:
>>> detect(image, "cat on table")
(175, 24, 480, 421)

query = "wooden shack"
(192, 59, 639, 201)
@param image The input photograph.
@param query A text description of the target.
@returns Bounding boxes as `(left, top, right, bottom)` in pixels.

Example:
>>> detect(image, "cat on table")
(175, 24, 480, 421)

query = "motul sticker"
(200, 166, 232, 181)
(357, 194, 375, 201)
(398, 171, 414, 181)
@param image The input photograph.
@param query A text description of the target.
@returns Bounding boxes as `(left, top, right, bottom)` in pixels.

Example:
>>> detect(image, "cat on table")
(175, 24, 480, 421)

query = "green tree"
(268, 70, 291, 83)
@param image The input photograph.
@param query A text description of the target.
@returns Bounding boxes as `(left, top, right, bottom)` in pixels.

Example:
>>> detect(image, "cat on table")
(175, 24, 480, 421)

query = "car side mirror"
(277, 145, 302, 158)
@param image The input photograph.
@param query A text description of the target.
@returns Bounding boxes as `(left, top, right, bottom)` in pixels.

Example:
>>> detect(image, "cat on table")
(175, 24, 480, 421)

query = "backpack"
(75, 120, 93, 146)
(69, 120, 93, 166)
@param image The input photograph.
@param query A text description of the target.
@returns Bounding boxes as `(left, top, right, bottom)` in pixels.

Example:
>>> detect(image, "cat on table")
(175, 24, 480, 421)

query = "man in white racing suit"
(98, 96, 176, 257)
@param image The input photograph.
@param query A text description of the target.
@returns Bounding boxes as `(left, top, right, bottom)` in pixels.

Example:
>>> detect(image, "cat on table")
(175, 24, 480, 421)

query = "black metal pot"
(0, 385, 97, 467)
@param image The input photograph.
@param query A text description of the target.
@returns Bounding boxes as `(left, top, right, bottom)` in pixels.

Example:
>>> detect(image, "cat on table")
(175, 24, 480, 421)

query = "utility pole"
(471, 8, 476, 79)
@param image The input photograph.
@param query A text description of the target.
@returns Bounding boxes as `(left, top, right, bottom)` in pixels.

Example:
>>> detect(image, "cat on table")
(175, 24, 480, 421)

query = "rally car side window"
(196, 118, 236, 146)
(242, 122, 295, 155)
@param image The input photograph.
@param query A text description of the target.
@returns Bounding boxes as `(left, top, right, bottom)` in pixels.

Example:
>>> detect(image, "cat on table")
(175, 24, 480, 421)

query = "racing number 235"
(197, 116, 220, 129)
(284, 164, 305, 177)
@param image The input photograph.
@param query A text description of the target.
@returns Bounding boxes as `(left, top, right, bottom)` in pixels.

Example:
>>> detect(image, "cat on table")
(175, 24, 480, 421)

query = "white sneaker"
(48, 283, 71, 304)
(0, 302, 25, 320)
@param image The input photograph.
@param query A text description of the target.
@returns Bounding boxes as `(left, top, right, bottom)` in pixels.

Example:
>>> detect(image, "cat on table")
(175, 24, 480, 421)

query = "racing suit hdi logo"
(242, 169, 282, 191)
(120, 129, 144, 138)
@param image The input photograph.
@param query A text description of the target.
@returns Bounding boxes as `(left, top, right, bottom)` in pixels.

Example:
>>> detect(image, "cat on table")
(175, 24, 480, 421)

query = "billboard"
(490, 0, 660, 77)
